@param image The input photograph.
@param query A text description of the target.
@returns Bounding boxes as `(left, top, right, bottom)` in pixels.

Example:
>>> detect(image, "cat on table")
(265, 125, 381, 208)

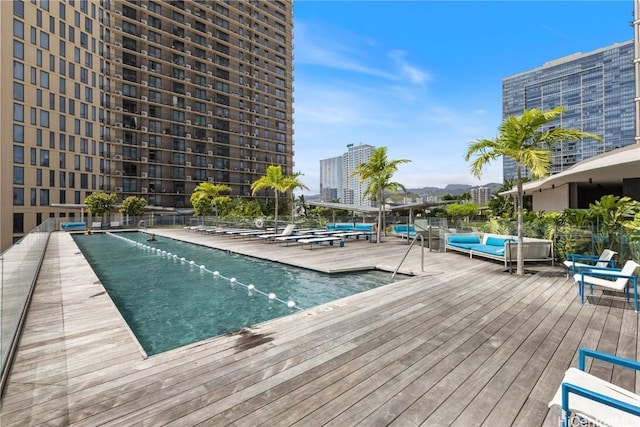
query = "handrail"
(392, 233, 424, 280)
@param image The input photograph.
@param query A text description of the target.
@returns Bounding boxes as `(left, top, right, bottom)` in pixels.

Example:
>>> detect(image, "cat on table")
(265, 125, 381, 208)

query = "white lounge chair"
(563, 249, 617, 276)
(549, 347, 640, 427)
(573, 259, 640, 312)
(259, 224, 296, 242)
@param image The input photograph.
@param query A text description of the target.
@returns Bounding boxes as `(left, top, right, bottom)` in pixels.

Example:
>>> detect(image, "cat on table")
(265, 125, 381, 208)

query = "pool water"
(73, 232, 395, 355)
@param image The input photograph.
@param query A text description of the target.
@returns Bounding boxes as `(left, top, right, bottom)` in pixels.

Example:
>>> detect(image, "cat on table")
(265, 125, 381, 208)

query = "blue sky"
(291, 0, 633, 194)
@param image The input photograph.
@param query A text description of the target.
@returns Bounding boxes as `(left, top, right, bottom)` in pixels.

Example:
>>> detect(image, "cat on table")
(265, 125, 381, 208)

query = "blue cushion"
(355, 224, 374, 231)
(448, 235, 481, 244)
(485, 236, 509, 247)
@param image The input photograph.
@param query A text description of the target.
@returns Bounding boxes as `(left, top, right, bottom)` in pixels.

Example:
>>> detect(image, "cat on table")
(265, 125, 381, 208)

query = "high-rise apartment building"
(319, 155, 342, 202)
(502, 40, 635, 181)
(341, 143, 375, 207)
(1, 0, 294, 250)
(470, 186, 492, 205)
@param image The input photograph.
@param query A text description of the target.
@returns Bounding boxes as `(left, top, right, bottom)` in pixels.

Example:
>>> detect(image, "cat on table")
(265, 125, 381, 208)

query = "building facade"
(1, 0, 294, 250)
(470, 186, 492, 205)
(319, 155, 341, 202)
(502, 40, 635, 181)
(341, 143, 375, 207)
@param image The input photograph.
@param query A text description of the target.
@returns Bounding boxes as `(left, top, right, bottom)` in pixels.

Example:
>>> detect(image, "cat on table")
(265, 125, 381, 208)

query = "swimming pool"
(72, 232, 395, 355)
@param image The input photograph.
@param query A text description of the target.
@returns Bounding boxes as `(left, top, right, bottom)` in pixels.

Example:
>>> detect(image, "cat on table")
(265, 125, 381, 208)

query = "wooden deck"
(1, 229, 639, 426)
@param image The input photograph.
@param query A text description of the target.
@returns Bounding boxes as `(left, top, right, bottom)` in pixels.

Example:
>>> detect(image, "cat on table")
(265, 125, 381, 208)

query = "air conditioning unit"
(141, 187, 148, 193)
(251, 157, 256, 161)
(186, 50, 191, 56)
(207, 31, 212, 36)
(115, 9, 122, 15)
(252, 133, 258, 137)
(141, 80, 148, 86)
(186, 147, 192, 153)
(140, 3, 147, 9)
(186, 175, 192, 181)
(115, 138, 123, 144)
(208, 164, 213, 169)
(186, 64, 192, 69)
(186, 133, 192, 139)
(186, 36, 191, 42)
(115, 73, 122, 79)
(141, 50, 147, 56)
(245, 156, 250, 160)
(186, 92, 191, 97)
(115, 122, 123, 127)
(141, 19, 147, 24)
(141, 157, 148, 162)
(207, 84, 212, 89)
(251, 169, 256, 173)
(115, 90, 122, 96)
(245, 180, 250, 184)
(185, 78, 191, 83)
(244, 168, 250, 172)
(114, 154, 122, 160)
(207, 111, 213, 116)
(141, 141, 148, 147)
(207, 137, 213, 142)
(207, 71, 212, 76)
(186, 120, 191, 125)
(141, 34, 147, 40)
(186, 22, 191, 27)
(115, 26, 122, 31)
(208, 177, 214, 182)
(207, 124, 213, 129)
(115, 106, 122, 112)
(141, 126, 148, 132)
(208, 151, 213, 156)
(141, 96, 148, 101)
(115, 170, 123, 176)
(115, 57, 122, 63)
(186, 106, 191, 111)
(141, 172, 148, 178)
(115, 186, 123, 192)
(140, 111, 147, 117)
(186, 161, 192, 167)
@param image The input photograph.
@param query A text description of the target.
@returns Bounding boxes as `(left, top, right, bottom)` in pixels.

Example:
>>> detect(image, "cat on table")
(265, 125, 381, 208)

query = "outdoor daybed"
(445, 232, 554, 268)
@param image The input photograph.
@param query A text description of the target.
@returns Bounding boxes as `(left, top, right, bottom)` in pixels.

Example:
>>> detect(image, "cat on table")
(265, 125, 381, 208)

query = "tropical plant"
(251, 165, 308, 233)
(589, 195, 640, 259)
(465, 106, 602, 275)
(190, 182, 231, 226)
(119, 195, 147, 217)
(84, 192, 118, 227)
(351, 146, 410, 243)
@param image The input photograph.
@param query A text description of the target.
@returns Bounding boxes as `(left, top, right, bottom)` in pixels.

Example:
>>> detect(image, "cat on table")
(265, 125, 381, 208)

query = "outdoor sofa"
(445, 232, 554, 268)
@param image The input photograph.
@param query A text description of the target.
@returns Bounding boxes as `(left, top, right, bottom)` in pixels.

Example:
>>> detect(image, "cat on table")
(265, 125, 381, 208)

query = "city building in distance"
(502, 40, 635, 181)
(319, 143, 376, 208)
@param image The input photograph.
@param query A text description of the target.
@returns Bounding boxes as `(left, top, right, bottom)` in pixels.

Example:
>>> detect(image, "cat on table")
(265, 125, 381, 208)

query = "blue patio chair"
(563, 249, 617, 277)
(549, 348, 640, 427)
(573, 259, 640, 312)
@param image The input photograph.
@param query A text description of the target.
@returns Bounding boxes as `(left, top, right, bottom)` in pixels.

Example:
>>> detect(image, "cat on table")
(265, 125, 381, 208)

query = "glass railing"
(0, 218, 55, 396)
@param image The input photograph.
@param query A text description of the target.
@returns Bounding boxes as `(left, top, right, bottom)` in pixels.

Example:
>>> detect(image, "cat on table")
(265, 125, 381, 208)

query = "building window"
(40, 189, 50, 206)
(13, 213, 24, 233)
(13, 187, 24, 206)
(14, 103, 24, 122)
(14, 166, 24, 184)
(13, 82, 24, 101)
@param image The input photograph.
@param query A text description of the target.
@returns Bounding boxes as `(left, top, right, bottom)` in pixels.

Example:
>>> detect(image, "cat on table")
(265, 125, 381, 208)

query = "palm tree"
(351, 146, 411, 243)
(465, 106, 602, 275)
(190, 182, 231, 226)
(251, 165, 308, 233)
